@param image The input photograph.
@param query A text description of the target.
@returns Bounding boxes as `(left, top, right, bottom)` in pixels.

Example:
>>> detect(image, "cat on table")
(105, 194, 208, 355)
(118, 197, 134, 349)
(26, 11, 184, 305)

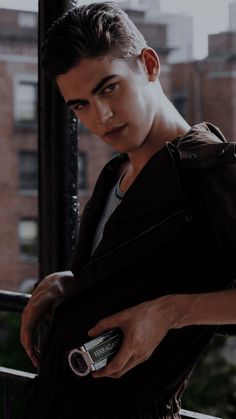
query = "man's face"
(56, 54, 156, 154)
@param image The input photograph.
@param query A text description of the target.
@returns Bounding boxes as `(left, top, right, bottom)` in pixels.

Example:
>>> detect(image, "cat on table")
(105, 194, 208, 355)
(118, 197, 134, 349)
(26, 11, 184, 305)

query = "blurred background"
(0, 0, 235, 417)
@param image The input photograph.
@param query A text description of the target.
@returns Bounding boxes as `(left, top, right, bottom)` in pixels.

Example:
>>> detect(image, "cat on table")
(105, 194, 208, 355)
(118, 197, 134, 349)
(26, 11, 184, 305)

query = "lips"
(103, 124, 127, 138)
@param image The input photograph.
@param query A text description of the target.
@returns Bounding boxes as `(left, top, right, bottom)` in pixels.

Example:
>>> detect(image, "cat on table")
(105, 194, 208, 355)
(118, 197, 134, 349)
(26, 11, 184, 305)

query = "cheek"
(126, 90, 152, 124)
(76, 112, 93, 130)
(132, 99, 155, 138)
(118, 91, 143, 120)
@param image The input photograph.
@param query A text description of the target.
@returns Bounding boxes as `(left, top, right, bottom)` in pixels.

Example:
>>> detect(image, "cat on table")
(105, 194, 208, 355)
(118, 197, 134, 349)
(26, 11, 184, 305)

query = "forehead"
(56, 55, 138, 100)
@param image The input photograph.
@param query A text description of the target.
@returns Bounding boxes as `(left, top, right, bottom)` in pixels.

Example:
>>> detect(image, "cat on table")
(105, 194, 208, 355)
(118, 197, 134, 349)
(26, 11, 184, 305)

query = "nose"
(93, 100, 113, 124)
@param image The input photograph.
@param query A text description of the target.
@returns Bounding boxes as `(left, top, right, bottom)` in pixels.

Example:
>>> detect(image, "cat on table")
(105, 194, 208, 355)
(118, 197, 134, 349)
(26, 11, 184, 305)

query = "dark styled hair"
(42, 2, 147, 79)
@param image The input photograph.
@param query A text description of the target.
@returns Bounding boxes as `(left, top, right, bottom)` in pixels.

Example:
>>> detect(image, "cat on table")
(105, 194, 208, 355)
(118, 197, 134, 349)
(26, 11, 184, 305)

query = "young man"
(20, 3, 236, 418)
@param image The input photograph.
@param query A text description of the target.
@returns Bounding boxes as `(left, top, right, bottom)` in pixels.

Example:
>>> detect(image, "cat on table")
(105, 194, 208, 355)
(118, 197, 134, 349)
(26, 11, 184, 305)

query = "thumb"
(88, 316, 116, 337)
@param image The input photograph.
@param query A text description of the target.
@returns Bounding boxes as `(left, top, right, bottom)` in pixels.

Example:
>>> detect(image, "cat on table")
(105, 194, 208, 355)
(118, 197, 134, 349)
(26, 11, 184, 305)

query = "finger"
(27, 351, 39, 369)
(93, 354, 137, 379)
(88, 316, 118, 337)
(92, 341, 131, 378)
(20, 295, 50, 361)
(20, 320, 40, 368)
(20, 326, 39, 368)
(20, 322, 39, 367)
(104, 356, 137, 379)
(21, 291, 51, 342)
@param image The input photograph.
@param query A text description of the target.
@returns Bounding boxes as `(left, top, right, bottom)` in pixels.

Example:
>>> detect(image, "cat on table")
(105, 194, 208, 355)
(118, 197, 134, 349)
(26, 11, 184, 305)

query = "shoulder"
(170, 122, 236, 170)
(169, 123, 236, 269)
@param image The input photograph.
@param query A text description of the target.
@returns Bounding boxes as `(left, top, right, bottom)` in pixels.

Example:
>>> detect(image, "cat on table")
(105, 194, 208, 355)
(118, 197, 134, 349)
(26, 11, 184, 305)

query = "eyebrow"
(66, 75, 117, 107)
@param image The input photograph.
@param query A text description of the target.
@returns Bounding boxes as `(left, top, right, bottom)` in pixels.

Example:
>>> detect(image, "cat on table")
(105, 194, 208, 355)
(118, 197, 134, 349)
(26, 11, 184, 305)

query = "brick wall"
(170, 32, 236, 142)
(0, 9, 38, 291)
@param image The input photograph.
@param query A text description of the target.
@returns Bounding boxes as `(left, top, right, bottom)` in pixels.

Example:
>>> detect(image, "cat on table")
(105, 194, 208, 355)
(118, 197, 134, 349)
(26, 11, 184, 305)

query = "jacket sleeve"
(177, 140, 236, 270)
(177, 140, 236, 336)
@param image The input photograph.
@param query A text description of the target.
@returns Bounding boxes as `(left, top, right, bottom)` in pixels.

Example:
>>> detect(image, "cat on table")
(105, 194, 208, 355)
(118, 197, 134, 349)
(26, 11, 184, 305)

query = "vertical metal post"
(38, 0, 79, 280)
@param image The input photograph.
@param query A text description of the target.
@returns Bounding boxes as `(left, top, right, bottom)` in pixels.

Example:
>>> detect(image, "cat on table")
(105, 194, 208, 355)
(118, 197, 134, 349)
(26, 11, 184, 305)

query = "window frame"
(13, 74, 38, 131)
(18, 218, 38, 262)
(18, 150, 38, 195)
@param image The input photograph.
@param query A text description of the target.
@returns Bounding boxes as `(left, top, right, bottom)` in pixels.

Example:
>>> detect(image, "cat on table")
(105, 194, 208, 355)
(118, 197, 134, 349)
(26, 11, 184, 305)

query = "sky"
(160, 0, 232, 58)
(0, 0, 233, 59)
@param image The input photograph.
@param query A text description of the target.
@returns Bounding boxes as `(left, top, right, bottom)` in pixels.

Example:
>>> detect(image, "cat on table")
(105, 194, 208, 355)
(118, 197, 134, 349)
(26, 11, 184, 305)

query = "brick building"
(0, 9, 38, 291)
(0, 7, 235, 291)
(170, 31, 236, 142)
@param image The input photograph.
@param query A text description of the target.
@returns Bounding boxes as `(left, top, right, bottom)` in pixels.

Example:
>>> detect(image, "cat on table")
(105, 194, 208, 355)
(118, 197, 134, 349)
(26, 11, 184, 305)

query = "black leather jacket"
(25, 122, 236, 419)
(71, 122, 236, 294)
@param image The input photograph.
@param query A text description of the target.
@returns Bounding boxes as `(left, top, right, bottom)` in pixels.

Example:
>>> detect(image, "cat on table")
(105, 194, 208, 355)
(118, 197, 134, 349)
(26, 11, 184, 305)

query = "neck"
(154, 92, 191, 142)
(127, 87, 190, 174)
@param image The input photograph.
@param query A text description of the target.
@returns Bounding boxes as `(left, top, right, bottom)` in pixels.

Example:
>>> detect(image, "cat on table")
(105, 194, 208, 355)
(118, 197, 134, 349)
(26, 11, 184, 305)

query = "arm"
(169, 288, 236, 329)
(20, 270, 74, 367)
(88, 288, 236, 379)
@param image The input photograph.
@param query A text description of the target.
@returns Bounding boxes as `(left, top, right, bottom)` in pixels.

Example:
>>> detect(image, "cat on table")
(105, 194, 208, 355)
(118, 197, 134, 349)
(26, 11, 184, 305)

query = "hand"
(20, 270, 74, 368)
(88, 297, 173, 379)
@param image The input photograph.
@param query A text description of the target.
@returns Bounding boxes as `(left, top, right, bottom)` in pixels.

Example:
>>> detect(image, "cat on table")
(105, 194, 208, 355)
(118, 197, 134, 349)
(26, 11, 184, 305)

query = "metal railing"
(0, 366, 37, 419)
(0, 290, 223, 419)
(0, 290, 32, 419)
(0, 289, 31, 313)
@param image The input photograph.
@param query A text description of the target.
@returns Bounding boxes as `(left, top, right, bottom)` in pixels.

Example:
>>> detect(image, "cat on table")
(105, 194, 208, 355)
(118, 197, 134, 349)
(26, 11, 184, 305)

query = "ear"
(140, 48, 160, 81)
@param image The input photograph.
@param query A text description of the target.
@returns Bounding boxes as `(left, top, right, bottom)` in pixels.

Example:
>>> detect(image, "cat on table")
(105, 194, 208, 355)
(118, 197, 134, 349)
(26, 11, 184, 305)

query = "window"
(18, 12, 37, 28)
(19, 151, 38, 192)
(78, 151, 87, 190)
(18, 219, 38, 260)
(14, 75, 37, 128)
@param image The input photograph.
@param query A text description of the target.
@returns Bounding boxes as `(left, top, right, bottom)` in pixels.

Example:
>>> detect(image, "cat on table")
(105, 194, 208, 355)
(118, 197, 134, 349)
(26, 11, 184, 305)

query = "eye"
(101, 83, 118, 95)
(72, 102, 87, 111)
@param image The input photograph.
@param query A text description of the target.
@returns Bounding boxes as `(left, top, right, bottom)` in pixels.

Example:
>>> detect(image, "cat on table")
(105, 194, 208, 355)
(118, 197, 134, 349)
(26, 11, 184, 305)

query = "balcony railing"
(0, 290, 32, 419)
(0, 290, 223, 419)
(0, 289, 31, 313)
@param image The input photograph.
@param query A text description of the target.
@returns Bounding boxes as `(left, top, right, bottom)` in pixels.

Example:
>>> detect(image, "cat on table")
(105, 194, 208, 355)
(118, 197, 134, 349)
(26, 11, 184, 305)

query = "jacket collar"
(87, 143, 184, 223)
(71, 122, 227, 276)
(86, 121, 226, 223)
(118, 144, 183, 220)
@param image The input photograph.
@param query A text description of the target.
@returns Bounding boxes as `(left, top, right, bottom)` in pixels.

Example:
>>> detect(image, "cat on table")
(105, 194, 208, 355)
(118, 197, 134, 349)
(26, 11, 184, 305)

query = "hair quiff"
(42, 2, 147, 79)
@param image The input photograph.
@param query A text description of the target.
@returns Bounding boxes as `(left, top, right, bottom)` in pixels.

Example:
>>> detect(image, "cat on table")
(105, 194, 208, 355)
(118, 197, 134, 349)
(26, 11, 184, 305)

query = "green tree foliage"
(183, 335, 236, 419)
(0, 311, 35, 371)
(0, 312, 36, 419)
